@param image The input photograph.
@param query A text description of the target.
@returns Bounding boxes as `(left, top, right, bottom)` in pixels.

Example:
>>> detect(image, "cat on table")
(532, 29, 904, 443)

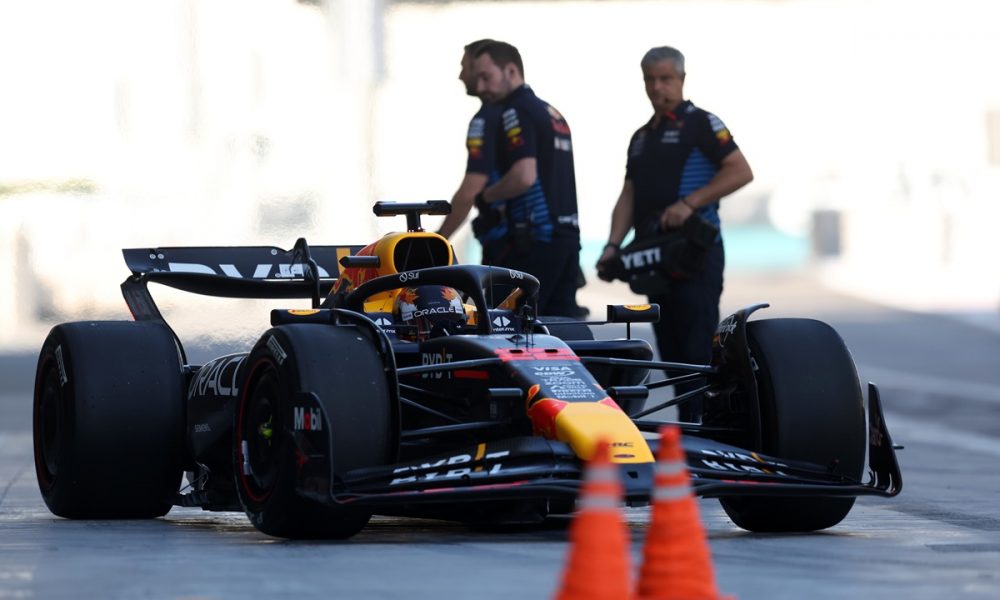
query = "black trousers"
(481, 238, 581, 317)
(648, 242, 724, 422)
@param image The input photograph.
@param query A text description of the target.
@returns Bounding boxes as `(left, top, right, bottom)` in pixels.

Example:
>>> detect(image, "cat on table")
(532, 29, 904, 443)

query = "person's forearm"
(438, 191, 474, 238)
(606, 182, 635, 248)
(607, 198, 633, 247)
(438, 172, 488, 238)
(481, 158, 536, 203)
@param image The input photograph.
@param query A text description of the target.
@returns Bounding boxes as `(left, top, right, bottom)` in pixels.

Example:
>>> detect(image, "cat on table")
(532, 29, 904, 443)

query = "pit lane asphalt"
(2, 270, 999, 599)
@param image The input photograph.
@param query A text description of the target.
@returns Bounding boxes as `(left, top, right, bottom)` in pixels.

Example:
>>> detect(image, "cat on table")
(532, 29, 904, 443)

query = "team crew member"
(472, 41, 581, 317)
(437, 39, 503, 263)
(597, 46, 753, 421)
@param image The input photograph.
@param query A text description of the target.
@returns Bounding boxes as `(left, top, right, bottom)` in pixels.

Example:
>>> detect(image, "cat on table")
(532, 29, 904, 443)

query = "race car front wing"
(283, 382, 901, 509)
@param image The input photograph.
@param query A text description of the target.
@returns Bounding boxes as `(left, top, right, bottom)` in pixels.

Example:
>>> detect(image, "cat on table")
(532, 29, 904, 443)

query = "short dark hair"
(474, 41, 524, 78)
(464, 38, 495, 55)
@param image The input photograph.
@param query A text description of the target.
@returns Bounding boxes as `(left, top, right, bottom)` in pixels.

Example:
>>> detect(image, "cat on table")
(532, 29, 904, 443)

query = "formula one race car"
(32, 201, 902, 539)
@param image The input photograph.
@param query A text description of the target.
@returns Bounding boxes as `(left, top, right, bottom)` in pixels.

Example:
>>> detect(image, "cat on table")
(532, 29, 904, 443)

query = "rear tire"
(33, 321, 185, 519)
(719, 318, 865, 532)
(235, 324, 396, 539)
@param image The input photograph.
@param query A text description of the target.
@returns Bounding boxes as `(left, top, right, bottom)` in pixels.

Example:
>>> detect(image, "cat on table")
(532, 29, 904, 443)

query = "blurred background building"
(2, 0, 999, 349)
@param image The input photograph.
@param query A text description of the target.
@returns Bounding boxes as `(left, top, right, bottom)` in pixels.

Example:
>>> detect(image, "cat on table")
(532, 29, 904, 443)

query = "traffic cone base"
(633, 426, 731, 600)
(553, 439, 632, 600)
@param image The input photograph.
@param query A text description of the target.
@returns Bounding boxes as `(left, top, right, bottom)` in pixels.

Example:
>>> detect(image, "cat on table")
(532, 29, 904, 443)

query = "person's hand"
(595, 243, 619, 281)
(659, 199, 695, 230)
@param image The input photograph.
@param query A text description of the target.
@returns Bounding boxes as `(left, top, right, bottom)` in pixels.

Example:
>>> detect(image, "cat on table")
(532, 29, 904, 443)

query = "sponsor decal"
(266, 335, 287, 365)
(551, 120, 571, 135)
(532, 365, 598, 400)
(397, 287, 465, 322)
(493, 315, 511, 327)
(421, 350, 454, 379)
(293, 406, 323, 431)
(374, 316, 393, 327)
(502, 108, 520, 130)
(624, 304, 652, 311)
(467, 137, 484, 159)
(467, 117, 486, 138)
(546, 105, 564, 120)
(700, 449, 788, 475)
(707, 113, 732, 144)
(389, 449, 511, 485)
(193, 423, 211, 434)
(287, 309, 320, 316)
(554, 137, 572, 151)
(166, 262, 332, 279)
(715, 315, 738, 345)
(398, 271, 420, 283)
(707, 113, 727, 132)
(409, 305, 462, 319)
(620, 246, 662, 269)
(506, 133, 524, 148)
(54, 345, 68, 386)
(502, 109, 524, 147)
(192, 355, 246, 398)
(557, 214, 579, 228)
(660, 130, 680, 144)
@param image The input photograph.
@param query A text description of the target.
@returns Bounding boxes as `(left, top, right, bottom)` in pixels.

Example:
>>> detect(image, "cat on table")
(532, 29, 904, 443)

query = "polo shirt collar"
(648, 100, 693, 129)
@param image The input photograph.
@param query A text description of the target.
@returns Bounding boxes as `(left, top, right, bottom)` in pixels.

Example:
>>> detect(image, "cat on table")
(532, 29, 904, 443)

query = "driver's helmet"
(393, 285, 467, 342)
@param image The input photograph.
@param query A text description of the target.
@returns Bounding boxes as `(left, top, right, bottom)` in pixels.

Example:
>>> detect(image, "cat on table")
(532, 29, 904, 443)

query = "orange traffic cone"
(553, 438, 632, 600)
(634, 426, 731, 600)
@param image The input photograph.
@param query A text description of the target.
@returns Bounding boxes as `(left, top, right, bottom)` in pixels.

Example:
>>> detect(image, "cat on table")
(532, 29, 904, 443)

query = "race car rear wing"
(121, 238, 363, 331)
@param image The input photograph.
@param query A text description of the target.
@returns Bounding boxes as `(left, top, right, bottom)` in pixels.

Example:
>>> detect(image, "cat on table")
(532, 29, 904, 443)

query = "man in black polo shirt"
(437, 39, 502, 256)
(597, 46, 753, 421)
(471, 41, 581, 317)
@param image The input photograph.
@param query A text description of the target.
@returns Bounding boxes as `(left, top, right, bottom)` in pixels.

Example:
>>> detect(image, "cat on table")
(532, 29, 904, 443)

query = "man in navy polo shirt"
(437, 38, 502, 256)
(597, 46, 753, 421)
(471, 41, 581, 317)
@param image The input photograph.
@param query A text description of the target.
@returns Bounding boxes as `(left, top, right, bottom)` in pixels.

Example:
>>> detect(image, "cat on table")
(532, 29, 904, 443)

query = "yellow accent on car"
(553, 403, 654, 464)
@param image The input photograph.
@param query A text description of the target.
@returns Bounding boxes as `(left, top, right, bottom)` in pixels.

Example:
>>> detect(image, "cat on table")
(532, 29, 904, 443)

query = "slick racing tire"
(33, 321, 185, 519)
(720, 318, 866, 532)
(235, 324, 396, 539)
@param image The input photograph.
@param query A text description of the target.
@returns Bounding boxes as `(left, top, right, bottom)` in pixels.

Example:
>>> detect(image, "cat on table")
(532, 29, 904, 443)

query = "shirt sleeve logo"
(467, 117, 486, 139)
(502, 108, 524, 148)
(707, 113, 732, 144)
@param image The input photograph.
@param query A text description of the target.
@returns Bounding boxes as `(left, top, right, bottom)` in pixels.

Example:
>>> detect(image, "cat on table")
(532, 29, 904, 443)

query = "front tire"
(235, 324, 396, 539)
(720, 318, 866, 532)
(33, 321, 185, 519)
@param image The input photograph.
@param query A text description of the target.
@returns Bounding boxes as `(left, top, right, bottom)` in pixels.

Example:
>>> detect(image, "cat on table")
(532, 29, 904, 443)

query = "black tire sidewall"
(33, 321, 185, 519)
(235, 324, 395, 538)
(721, 318, 866, 532)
